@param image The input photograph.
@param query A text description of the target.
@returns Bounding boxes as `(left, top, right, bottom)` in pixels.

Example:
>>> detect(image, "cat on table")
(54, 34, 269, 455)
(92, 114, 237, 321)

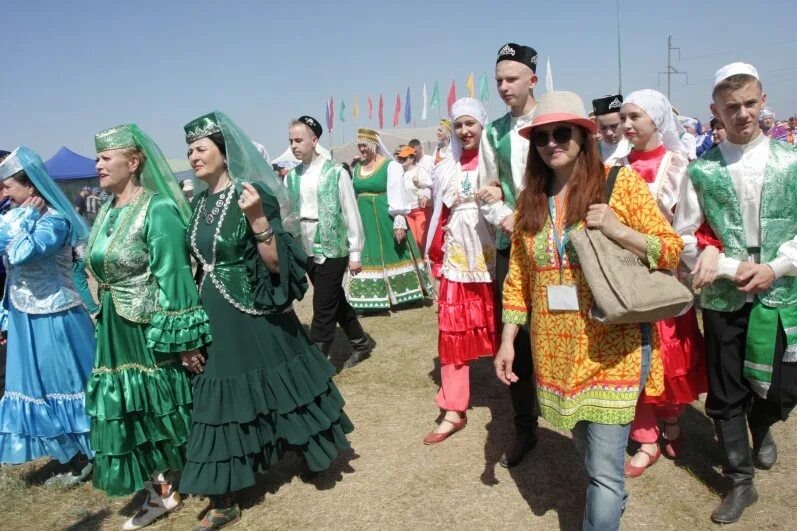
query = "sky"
(3, 0, 796, 163)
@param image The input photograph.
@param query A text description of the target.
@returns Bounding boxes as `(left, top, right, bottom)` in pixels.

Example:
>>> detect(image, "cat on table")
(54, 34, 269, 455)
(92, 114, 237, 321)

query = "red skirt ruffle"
(641, 307, 707, 406)
(438, 277, 496, 365)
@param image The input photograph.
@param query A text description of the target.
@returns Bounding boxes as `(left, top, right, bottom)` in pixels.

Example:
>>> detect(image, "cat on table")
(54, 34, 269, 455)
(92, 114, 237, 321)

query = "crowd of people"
(0, 41, 795, 531)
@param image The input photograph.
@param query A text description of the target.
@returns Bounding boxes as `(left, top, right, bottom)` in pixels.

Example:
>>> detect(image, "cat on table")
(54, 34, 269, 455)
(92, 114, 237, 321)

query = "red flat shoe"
(624, 446, 661, 478)
(423, 416, 467, 445)
(662, 421, 684, 459)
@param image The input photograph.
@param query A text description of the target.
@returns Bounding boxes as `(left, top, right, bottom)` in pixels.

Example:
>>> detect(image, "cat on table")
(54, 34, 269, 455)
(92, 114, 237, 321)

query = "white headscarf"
(449, 97, 489, 162)
(624, 89, 684, 154)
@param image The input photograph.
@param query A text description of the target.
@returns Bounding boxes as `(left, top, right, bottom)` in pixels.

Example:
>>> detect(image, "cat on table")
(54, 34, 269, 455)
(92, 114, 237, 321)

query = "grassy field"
(1, 288, 795, 530)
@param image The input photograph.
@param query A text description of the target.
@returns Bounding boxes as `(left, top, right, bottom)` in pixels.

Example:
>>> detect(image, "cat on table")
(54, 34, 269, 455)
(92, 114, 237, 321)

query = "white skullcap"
(714, 62, 759, 87)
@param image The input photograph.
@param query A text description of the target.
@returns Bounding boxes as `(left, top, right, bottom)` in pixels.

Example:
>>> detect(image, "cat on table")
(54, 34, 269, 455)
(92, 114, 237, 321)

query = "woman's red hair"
(515, 126, 606, 235)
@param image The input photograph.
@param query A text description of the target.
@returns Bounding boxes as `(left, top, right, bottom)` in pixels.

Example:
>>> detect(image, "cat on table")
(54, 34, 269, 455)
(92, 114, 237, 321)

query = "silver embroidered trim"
(92, 360, 179, 375)
(186, 123, 221, 143)
(783, 344, 797, 363)
(4, 391, 85, 405)
(190, 188, 273, 316)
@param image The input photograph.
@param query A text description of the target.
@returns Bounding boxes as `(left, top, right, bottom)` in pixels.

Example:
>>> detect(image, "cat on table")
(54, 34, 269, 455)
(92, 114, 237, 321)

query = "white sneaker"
(122, 482, 182, 530)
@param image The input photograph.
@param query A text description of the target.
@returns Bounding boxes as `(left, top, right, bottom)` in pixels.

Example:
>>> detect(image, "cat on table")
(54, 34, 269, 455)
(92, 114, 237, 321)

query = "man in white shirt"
(673, 63, 797, 525)
(409, 138, 434, 176)
(477, 42, 540, 469)
(285, 116, 372, 368)
(592, 94, 631, 165)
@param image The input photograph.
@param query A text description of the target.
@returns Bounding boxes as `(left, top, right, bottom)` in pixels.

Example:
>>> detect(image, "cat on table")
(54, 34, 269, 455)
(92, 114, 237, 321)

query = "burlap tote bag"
(569, 167, 692, 324)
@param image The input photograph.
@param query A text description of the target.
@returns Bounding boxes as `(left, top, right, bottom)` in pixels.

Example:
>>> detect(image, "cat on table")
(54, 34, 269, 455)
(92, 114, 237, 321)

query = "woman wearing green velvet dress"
(180, 111, 353, 530)
(86, 125, 212, 530)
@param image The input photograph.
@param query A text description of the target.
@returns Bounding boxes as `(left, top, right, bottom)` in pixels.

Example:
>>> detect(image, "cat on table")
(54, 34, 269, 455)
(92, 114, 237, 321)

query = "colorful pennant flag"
(325, 102, 330, 131)
(393, 93, 401, 127)
(430, 81, 440, 109)
(368, 95, 373, 120)
(478, 73, 490, 102)
(447, 81, 456, 117)
(466, 73, 475, 98)
(405, 87, 411, 124)
(378, 95, 384, 129)
(353, 95, 359, 119)
(422, 83, 428, 121)
(340, 99, 346, 123)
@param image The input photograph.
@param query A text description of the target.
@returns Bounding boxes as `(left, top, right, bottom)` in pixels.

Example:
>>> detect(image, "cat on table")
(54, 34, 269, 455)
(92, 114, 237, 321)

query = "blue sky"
(3, 0, 796, 162)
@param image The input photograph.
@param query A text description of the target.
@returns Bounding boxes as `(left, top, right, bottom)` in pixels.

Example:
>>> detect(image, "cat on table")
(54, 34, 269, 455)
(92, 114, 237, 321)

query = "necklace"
(201, 185, 233, 225)
(189, 189, 272, 316)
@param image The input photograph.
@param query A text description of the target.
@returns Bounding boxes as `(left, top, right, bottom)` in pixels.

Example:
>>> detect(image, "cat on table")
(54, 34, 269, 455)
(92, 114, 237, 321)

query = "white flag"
(545, 57, 554, 93)
(422, 83, 428, 121)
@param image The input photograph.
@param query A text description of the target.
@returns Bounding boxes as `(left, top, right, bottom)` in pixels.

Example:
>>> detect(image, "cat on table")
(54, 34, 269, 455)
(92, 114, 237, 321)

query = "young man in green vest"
(286, 116, 372, 368)
(477, 43, 540, 468)
(674, 63, 797, 524)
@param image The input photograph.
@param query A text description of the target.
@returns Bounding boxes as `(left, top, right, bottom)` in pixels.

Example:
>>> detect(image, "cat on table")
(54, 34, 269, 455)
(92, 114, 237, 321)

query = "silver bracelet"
(253, 226, 274, 243)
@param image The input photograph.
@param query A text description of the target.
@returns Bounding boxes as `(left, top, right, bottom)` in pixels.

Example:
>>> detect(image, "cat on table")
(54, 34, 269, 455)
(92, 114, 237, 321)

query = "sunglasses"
(531, 126, 575, 147)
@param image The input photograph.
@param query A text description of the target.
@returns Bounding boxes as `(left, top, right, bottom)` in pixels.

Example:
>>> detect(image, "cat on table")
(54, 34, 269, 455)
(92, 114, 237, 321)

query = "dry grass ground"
(1, 287, 796, 530)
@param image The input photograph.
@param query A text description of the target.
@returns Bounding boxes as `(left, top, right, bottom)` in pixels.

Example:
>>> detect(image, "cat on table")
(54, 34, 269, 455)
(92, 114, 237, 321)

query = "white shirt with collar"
(600, 137, 631, 166)
(297, 155, 364, 264)
(477, 107, 534, 226)
(674, 133, 797, 299)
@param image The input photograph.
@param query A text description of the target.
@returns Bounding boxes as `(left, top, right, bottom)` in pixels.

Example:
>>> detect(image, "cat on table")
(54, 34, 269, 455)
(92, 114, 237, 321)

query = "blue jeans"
(572, 324, 652, 531)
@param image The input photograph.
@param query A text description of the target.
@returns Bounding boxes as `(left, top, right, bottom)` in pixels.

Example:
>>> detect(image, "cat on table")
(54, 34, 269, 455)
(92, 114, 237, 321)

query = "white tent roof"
(330, 127, 439, 164)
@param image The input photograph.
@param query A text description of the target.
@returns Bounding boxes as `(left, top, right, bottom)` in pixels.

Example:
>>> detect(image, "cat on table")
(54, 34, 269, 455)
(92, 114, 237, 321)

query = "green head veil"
(95, 124, 191, 224)
(184, 111, 299, 236)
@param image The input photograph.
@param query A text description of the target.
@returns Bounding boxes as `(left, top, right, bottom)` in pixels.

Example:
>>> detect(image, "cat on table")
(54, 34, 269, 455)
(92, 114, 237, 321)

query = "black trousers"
(703, 303, 797, 423)
(306, 256, 360, 344)
(495, 246, 540, 437)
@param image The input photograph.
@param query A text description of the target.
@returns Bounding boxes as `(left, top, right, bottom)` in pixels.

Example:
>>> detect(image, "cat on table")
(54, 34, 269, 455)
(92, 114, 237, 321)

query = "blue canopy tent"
(45, 147, 98, 181)
(44, 147, 99, 202)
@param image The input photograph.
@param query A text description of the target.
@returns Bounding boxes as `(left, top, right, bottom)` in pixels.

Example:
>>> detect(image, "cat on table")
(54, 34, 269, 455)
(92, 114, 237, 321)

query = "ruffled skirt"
(640, 307, 707, 406)
(85, 294, 193, 497)
(437, 278, 496, 365)
(0, 306, 95, 464)
(179, 280, 353, 496)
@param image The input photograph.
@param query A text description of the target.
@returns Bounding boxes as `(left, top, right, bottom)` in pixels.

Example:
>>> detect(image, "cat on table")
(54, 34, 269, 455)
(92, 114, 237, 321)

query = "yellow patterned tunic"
(502, 166, 683, 429)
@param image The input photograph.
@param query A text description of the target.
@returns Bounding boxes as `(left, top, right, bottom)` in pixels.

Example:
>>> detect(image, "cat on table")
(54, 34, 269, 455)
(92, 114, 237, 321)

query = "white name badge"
(547, 285, 579, 311)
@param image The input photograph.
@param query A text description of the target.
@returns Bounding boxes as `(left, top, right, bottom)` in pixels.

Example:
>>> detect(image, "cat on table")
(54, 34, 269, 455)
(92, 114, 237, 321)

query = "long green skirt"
(348, 193, 432, 311)
(85, 293, 193, 497)
(179, 278, 354, 496)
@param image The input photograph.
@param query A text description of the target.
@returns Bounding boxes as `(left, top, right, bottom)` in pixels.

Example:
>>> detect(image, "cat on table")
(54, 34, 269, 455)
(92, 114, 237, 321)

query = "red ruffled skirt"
(427, 205, 450, 279)
(641, 307, 707, 405)
(437, 277, 496, 366)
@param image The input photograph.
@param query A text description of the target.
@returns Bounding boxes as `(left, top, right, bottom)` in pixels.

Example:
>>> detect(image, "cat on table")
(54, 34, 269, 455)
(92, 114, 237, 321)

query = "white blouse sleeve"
(477, 133, 513, 226)
(657, 151, 689, 223)
(337, 168, 364, 262)
(386, 160, 409, 229)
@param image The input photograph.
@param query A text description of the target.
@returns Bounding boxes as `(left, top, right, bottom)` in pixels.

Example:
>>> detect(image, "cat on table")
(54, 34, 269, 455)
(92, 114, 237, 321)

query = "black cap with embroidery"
(496, 43, 538, 73)
(592, 95, 623, 116)
(297, 116, 323, 139)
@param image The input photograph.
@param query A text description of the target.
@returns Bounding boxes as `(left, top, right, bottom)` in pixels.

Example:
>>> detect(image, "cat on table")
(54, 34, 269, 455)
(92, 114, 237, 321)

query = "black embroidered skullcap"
(496, 43, 538, 73)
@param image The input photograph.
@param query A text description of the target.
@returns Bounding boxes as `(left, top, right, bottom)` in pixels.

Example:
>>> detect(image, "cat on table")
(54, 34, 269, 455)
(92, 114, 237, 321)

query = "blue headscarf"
(0, 146, 91, 246)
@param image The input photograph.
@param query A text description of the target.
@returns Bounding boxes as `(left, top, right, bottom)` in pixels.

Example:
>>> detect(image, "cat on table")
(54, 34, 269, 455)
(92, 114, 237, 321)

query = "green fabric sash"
(745, 302, 797, 398)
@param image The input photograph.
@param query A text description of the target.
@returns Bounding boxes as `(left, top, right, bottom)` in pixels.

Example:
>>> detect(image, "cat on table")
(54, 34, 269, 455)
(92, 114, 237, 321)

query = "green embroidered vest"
(85, 190, 160, 323)
(690, 141, 797, 311)
(486, 114, 516, 250)
(286, 159, 349, 258)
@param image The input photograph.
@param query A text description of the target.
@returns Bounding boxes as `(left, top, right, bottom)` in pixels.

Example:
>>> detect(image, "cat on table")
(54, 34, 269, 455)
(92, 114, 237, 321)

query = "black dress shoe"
(710, 484, 758, 524)
(343, 334, 374, 369)
(499, 436, 537, 468)
(753, 430, 777, 470)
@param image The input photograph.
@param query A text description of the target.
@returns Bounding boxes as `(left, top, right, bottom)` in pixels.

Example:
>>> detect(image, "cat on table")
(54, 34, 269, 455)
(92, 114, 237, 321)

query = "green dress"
(85, 191, 211, 497)
(349, 159, 431, 311)
(179, 184, 353, 496)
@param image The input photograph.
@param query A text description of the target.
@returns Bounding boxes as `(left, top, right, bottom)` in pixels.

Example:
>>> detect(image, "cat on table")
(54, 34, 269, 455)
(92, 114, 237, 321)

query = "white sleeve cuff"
(393, 215, 407, 230)
(349, 251, 361, 262)
(767, 256, 794, 279)
(717, 254, 741, 280)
